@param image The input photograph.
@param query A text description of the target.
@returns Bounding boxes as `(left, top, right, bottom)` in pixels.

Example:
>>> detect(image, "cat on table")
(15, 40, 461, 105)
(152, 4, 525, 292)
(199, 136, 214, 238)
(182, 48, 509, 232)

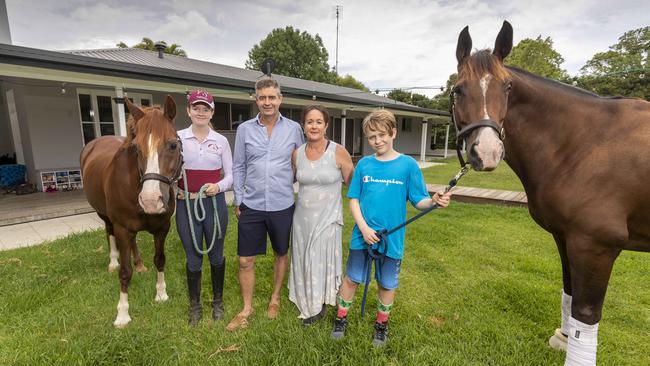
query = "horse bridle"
(449, 89, 506, 167)
(138, 136, 184, 186)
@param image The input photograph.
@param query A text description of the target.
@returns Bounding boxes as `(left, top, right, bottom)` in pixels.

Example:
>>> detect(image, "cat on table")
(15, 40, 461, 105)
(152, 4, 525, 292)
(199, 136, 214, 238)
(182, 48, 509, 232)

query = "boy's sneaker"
(372, 321, 389, 347)
(330, 316, 348, 340)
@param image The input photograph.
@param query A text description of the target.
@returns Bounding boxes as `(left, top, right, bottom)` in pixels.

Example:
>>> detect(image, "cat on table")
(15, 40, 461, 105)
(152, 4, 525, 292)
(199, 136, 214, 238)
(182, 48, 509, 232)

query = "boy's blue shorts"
(345, 249, 402, 290)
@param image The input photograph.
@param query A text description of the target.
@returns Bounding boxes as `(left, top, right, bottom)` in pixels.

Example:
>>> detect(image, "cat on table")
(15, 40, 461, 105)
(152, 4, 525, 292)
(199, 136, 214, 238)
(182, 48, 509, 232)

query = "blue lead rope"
(181, 168, 223, 255)
(359, 166, 468, 318)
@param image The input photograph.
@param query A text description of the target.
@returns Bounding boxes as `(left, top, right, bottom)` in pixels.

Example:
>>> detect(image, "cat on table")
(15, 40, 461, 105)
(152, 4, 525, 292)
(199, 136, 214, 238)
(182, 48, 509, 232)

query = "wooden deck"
(0, 190, 93, 227)
(428, 184, 527, 207)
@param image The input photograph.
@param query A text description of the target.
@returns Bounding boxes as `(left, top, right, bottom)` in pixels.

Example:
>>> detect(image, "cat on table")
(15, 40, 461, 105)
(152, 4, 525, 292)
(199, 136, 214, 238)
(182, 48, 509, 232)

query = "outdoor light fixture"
(312, 94, 317, 100)
(249, 90, 254, 99)
(61, 82, 66, 94)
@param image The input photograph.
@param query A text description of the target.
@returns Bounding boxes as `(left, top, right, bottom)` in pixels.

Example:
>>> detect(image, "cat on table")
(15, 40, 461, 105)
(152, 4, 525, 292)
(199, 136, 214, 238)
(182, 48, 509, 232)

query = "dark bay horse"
(80, 96, 182, 328)
(453, 21, 650, 365)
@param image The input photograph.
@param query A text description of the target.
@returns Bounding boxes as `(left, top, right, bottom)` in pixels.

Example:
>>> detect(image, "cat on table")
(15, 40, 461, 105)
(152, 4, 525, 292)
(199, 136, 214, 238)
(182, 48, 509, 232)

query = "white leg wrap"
(560, 290, 572, 335)
(113, 291, 131, 328)
(108, 235, 119, 272)
(155, 272, 169, 302)
(565, 317, 598, 366)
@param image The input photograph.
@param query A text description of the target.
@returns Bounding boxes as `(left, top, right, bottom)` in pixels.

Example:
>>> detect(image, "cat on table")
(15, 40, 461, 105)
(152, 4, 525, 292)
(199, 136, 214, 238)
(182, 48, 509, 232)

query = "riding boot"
(211, 258, 225, 320)
(187, 267, 202, 327)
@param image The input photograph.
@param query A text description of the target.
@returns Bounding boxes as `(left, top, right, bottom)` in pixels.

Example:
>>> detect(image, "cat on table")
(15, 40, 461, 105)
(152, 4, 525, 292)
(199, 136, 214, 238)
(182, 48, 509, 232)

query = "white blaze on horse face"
(480, 74, 492, 120)
(138, 134, 165, 214)
(155, 271, 169, 302)
(114, 291, 131, 328)
(108, 235, 119, 272)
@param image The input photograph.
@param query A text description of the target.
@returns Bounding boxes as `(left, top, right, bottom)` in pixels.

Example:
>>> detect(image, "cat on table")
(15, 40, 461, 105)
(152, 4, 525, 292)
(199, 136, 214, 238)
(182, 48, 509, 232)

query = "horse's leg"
(132, 240, 148, 273)
(98, 214, 119, 272)
(564, 235, 620, 366)
(153, 222, 170, 302)
(113, 225, 135, 328)
(549, 233, 572, 351)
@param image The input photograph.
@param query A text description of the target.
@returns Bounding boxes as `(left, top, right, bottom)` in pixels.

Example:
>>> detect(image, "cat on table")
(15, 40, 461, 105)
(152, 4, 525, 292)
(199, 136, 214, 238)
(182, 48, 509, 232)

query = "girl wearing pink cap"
(176, 90, 233, 326)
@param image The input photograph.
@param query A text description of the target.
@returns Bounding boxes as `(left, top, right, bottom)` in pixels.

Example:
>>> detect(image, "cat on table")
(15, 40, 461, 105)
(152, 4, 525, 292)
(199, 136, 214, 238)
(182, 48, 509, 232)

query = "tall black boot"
(211, 258, 225, 320)
(187, 267, 202, 327)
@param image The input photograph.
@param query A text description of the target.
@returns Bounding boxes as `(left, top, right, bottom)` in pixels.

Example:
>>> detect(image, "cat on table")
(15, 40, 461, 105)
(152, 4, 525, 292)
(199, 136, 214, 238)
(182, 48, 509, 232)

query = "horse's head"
(125, 96, 182, 215)
(453, 21, 513, 171)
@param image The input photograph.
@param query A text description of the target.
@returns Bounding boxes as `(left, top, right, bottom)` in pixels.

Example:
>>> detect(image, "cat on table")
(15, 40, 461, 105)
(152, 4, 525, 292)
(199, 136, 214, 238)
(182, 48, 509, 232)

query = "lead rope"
(181, 168, 222, 255)
(360, 165, 469, 318)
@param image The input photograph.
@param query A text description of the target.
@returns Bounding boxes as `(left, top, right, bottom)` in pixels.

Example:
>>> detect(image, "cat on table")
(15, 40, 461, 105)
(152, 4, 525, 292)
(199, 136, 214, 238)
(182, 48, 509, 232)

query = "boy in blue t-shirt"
(331, 109, 452, 347)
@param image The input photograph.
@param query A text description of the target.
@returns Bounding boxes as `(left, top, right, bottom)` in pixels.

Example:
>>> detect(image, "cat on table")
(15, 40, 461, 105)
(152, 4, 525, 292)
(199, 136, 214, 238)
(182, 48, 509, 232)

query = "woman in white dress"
(289, 105, 354, 325)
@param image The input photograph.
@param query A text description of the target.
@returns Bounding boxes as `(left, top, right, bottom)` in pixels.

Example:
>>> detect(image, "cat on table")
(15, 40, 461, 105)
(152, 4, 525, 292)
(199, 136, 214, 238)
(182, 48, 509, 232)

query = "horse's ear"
(163, 95, 176, 122)
(456, 26, 472, 66)
(125, 97, 145, 121)
(493, 21, 513, 61)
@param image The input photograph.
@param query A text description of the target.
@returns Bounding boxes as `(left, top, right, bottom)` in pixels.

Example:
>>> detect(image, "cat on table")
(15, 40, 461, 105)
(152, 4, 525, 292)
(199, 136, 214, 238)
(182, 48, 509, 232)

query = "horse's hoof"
(113, 316, 132, 329)
(108, 263, 119, 273)
(135, 264, 148, 273)
(548, 328, 568, 351)
(155, 293, 169, 302)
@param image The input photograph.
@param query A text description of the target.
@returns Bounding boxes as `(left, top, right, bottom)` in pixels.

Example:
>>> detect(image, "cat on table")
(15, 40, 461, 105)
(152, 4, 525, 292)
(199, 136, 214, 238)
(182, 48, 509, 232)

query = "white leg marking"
(155, 271, 169, 302)
(113, 291, 131, 328)
(565, 317, 598, 365)
(480, 74, 493, 120)
(108, 235, 119, 272)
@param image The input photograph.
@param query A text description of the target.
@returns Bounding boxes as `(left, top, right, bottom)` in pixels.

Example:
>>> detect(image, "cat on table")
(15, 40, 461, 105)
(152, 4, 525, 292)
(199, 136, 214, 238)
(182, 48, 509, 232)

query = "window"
(78, 90, 116, 145)
(211, 102, 230, 130)
(401, 117, 413, 132)
(123, 93, 154, 121)
(231, 103, 251, 130)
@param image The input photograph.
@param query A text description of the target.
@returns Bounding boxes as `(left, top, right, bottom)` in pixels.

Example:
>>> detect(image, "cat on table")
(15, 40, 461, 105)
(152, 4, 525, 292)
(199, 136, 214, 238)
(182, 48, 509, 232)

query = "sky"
(5, 0, 648, 97)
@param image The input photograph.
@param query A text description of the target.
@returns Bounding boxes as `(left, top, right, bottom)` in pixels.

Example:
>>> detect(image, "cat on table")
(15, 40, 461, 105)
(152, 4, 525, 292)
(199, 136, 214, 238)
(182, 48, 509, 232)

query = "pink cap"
(187, 90, 214, 109)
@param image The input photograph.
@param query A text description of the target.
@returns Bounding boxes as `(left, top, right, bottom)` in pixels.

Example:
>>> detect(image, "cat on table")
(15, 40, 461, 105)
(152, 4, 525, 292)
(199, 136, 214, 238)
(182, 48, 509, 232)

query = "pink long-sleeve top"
(177, 127, 233, 193)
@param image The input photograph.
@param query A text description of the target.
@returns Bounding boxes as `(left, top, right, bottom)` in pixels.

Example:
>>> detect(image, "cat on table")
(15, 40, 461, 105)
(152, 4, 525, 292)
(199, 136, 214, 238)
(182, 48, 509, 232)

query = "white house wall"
(23, 85, 83, 173)
(0, 82, 12, 157)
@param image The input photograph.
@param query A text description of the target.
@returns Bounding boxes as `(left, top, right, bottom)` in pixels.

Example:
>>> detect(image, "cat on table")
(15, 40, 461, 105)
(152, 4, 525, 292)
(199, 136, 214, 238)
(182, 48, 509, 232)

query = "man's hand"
(234, 206, 241, 219)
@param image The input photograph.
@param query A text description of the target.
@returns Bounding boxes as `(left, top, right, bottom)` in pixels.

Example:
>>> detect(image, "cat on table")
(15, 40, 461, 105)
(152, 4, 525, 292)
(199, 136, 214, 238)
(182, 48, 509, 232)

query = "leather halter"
(450, 91, 505, 167)
(138, 137, 184, 186)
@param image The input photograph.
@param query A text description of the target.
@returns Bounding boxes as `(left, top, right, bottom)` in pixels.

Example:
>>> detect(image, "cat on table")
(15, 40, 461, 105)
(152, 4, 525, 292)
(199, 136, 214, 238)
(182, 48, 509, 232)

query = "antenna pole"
(335, 5, 340, 74)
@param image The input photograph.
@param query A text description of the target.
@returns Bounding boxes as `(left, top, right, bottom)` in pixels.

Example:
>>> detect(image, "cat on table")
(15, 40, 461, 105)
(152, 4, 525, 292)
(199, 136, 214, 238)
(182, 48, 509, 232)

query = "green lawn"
(423, 157, 524, 192)
(1, 202, 648, 365)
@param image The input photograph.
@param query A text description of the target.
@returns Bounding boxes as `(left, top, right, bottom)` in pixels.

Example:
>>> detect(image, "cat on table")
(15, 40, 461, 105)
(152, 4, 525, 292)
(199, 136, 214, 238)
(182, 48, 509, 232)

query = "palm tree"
(116, 37, 187, 57)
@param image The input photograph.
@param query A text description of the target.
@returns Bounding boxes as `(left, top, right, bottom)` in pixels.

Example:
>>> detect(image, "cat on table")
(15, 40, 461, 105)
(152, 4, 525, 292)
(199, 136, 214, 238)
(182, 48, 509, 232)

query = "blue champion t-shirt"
(347, 154, 430, 259)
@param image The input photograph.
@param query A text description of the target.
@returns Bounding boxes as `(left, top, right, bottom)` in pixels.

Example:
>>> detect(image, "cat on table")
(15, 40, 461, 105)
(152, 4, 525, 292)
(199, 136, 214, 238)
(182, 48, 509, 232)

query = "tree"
(116, 37, 187, 57)
(245, 26, 334, 83)
(334, 74, 369, 91)
(576, 26, 649, 99)
(386, 89, 436, 109)
(505, 36, 568, 80)
(430, 73, 458, 111)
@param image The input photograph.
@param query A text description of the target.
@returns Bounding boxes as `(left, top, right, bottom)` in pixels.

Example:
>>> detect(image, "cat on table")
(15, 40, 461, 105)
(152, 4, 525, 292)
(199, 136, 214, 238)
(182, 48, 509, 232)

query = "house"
(0, 23, 451, 192)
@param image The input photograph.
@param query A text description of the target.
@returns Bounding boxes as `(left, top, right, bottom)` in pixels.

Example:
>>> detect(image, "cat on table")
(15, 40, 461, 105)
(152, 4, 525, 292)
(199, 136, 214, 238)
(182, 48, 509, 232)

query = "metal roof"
(0, 43, 449, 116)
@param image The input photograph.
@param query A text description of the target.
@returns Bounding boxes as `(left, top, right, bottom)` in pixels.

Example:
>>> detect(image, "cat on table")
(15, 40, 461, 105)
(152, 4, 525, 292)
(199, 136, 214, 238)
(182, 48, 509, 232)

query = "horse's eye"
(505, 82, 513, 92)
(170, 142, 178, 150)
(452, 86, 462, 96)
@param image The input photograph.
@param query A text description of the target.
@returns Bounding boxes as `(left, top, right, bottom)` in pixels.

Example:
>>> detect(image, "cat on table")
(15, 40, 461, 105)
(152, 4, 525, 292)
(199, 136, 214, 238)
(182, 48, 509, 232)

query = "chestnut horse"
(80, 96, 182, 328)
(453, 22, 650, 365)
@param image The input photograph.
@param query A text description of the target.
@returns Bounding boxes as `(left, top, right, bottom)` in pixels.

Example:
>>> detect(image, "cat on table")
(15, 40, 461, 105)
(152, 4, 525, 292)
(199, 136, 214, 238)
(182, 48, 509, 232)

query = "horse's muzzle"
(468, 128, 505, 171)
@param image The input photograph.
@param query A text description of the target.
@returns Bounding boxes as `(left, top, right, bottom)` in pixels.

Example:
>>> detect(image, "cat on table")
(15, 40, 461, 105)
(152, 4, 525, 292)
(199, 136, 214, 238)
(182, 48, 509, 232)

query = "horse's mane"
(505, 66, 605, 99)
(125, 105, 175, 157)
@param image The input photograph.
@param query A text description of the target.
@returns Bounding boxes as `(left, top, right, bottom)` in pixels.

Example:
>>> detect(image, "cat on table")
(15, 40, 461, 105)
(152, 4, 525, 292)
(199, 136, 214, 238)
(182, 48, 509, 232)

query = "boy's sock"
(337, 296, 353, 318)
(376, 300, 393, 324)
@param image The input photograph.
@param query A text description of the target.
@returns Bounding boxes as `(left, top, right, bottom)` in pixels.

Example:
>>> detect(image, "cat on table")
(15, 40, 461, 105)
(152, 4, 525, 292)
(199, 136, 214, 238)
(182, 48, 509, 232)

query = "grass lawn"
(422, 157, 524, 192)
(1, 202, 648, 365)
